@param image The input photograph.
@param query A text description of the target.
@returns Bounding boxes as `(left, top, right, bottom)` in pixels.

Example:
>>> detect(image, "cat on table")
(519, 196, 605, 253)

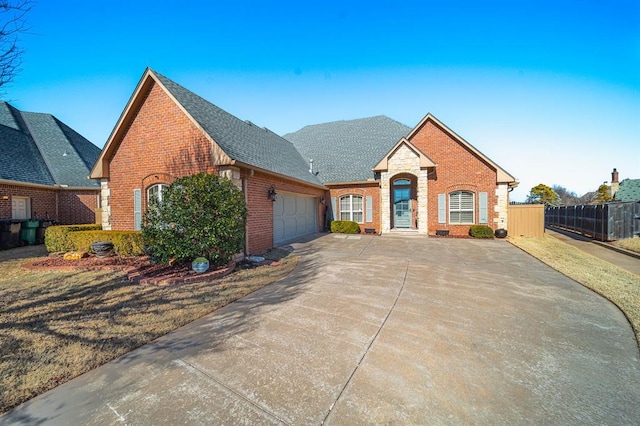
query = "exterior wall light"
(268, 186, 277, 201)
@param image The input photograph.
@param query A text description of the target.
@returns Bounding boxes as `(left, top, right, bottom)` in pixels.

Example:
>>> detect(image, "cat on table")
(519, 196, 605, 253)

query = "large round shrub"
(142, 173, 247, 267)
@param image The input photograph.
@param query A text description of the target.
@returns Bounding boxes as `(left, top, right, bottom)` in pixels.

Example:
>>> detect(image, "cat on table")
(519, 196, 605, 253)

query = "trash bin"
(20, 219, 40, 245)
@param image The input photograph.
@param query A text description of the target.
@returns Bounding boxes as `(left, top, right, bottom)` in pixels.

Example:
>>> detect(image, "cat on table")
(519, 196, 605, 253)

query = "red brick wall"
(245, 170, 325, 253)
(106, 82, 326, 253)
(108, 81, 215, 230)
(58, 190, 99, 224)
(409, 120, 499, 236)
(0, 185, 56, 220)
(328, 183, 380, 234)
(0, 184, 97, 223)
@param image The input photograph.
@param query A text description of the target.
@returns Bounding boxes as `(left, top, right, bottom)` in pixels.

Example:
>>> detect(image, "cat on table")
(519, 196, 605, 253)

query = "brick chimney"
(611, 168, 619, 199)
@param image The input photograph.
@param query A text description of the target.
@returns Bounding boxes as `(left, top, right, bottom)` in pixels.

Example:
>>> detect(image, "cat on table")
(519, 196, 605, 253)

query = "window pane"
(340, 211, 351, 221)
(460, 192, 474, 209)
(340, 196, 350, 211)
(460, 211, 474, 223)
(449, 192, 460, 209)
(352, 196, 363, 211)
(353, 212, 363, 223)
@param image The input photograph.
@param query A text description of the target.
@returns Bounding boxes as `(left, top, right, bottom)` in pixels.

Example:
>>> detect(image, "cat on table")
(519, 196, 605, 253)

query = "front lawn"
(0, 246, 297, 414)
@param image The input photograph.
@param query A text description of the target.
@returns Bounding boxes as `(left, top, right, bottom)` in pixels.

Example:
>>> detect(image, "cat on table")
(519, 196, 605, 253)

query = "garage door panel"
(273, 194, 317, 244)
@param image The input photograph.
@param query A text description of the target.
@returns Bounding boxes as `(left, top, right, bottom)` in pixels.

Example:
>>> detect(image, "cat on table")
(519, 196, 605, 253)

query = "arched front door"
(393, 179, 411, 228)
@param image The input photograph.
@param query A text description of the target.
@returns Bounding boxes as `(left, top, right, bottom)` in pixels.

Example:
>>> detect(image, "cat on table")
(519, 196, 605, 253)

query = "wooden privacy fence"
(545, 202, 640, 241)
(507, 204, 545, 237)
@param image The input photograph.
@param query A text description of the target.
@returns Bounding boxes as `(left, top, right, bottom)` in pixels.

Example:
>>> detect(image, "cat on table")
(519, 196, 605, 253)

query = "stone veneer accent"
(495, 183, 509, 230)
(100, 179, 111, 230)
(380, 144, 428, 234)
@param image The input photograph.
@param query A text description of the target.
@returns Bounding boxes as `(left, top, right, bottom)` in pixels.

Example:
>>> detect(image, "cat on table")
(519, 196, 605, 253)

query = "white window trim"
(449, 191, 475, 225)
(339, 195, 364, 223)
(147, 184, 168, 205)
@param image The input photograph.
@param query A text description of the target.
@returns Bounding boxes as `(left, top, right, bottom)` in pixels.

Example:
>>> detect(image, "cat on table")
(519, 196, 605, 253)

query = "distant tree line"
(524, 183, 613, 207)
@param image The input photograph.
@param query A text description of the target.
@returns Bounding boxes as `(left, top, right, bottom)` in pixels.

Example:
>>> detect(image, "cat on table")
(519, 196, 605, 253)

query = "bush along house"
(91, 68, 518, 254)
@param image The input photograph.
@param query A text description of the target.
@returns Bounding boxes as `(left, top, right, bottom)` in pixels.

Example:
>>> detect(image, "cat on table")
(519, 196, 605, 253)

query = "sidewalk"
(545, 228, 640, 276)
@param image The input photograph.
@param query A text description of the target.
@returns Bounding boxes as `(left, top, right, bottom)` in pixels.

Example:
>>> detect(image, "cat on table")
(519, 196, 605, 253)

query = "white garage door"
(273, 193, 317, 244)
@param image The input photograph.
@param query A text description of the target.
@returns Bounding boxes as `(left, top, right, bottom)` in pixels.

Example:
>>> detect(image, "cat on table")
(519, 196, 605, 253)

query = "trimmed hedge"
(331, 220, 361, 234)
(469, 225, 495, 239)
(69, 231, 145, 257)
(45, 224, 102, 253)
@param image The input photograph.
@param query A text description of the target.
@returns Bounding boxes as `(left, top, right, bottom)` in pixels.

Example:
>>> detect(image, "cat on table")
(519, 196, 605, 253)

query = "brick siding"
(409, 120, 500, 236)
(106, 81, 325, 254)
(108, 81, 215, 230)
(245, 171, 325, 253)
(0, 184, 98, 224)
(328, 182, 380, 234)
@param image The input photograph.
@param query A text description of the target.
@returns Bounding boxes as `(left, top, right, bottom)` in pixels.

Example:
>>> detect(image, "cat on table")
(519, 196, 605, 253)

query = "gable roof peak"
(92, 68, 323, 188)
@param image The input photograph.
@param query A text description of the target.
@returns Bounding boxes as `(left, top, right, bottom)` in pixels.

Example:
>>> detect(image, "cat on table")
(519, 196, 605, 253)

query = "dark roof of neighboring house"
(284, 116, 412, 183)
(0, 102, 100, 188)
(615, 178, 640, 202)
(152, 70, 323, 188)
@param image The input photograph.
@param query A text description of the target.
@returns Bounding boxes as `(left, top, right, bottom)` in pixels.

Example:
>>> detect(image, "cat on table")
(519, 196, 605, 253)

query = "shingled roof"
(615, 178, 640, 202)
(284, 116, 412, 184)
(0, 102, 100, 188)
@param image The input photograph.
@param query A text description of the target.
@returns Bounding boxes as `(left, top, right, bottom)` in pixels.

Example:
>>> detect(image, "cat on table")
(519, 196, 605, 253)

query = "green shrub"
(469, 225, 495, 238)
(45, 224, 102, 253)
(69, 231, 145, 256)
(142, 173, 248, 267)
(330, 220, 361, 234)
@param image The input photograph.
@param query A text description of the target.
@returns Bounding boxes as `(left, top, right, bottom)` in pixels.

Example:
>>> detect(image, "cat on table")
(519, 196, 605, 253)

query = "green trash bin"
(20, 220, 40, 245)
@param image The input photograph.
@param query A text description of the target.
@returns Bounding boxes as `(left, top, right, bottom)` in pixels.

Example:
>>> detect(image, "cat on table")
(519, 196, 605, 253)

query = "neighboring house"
(614, 179, 640, 203)
(91, 68, 518, 254)
(609, 167, 640, 203)
(0, 102, 101, 224)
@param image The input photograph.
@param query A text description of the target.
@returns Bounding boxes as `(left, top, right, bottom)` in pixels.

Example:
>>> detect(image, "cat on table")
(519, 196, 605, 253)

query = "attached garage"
(273, 193, 318, 245)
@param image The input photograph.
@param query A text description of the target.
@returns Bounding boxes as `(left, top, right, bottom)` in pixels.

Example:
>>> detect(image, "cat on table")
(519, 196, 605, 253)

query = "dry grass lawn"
(613, 238, 640, 254)
(0, 246, 297, 414)
(509, 235, 640, 345)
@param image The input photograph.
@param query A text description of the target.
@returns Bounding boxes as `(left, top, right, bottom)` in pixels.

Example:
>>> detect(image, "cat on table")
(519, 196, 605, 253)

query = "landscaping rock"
(63, 251, 88, 260)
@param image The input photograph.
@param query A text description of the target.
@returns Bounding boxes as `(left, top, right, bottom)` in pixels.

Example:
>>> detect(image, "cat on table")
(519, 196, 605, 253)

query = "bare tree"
(552, 185, 581, 206)
(0, 0, 32, 90)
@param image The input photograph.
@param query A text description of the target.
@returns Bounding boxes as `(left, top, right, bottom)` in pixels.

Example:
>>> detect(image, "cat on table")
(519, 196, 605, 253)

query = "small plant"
(331, 220, 361, 234)
(469, 225, 494, 239)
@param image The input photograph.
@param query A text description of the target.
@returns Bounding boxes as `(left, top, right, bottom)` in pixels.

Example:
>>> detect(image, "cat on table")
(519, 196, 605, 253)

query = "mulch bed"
(22, 254, 237, 286)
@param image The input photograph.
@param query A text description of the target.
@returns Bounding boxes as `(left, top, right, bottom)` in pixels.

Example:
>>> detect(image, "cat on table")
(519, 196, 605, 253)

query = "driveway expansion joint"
(322, 260, 410, 424)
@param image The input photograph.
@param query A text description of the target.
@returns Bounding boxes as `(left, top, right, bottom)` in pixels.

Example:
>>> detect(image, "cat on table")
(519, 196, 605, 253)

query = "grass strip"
(509, 235, 640, 347)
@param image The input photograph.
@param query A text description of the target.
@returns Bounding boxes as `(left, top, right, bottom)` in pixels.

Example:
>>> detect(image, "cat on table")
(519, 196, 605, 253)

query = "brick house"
(92, 69, 517, 254)
(0, 102, 101, 224)
(286, 114, 518, 237)
(90, 69, 326, 254)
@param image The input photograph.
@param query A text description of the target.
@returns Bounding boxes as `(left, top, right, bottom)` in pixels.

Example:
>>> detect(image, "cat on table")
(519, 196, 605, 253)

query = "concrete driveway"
(2, 234, 639, 425)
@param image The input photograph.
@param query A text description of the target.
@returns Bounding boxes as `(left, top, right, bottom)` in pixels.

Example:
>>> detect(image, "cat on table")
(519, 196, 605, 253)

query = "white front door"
(11, 197, 30, 220)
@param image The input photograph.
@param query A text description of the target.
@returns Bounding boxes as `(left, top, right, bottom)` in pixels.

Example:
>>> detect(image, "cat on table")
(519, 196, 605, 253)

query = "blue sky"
(3, 0, 639, 201)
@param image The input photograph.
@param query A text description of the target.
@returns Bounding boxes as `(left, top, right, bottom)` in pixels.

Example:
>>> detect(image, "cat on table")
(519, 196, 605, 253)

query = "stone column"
(100, 179, 112, 230)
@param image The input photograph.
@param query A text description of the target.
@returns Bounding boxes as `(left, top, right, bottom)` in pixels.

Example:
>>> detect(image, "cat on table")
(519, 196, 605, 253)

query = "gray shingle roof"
(615, 179, 640, 202)
(0, 102, 100, 187)
(283, 116, 412, 184)
(152, 70, 323, 188)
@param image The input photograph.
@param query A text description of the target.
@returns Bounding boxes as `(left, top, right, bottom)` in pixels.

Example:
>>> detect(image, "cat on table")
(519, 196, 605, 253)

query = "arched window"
(147, 184, 168, 205)
(449, 191, 474, 224)
(340, 195, 363, 223)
